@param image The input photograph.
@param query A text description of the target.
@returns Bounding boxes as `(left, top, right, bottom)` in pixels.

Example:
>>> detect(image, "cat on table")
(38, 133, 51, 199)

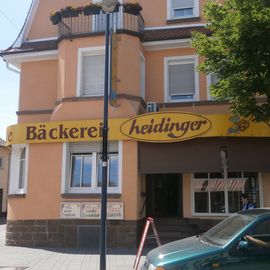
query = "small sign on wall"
(81, 203, 101, 219)
(61, 203, 81, 219)
(107, 202, 123, 220)
(60, 202, 124, 220)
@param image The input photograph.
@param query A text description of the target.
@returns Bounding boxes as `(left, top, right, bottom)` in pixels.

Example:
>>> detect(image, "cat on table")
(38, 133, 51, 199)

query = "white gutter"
(6, 62, 20, 74)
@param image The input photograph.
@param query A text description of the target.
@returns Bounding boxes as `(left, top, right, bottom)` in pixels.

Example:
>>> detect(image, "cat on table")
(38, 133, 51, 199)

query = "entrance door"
(146, 174, 182, 218)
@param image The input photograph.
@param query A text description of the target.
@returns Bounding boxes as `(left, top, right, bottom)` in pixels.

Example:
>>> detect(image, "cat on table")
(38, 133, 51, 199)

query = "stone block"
(32, 233, 47, 241)
(47, 220, 59, 232)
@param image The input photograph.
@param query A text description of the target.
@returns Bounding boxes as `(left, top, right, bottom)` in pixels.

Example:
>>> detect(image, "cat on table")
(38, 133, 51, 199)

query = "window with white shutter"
(165, 56, 199, 102)
(168, 0, 199, 19)
(62, 141, 122, 194)
(77, 47, 105, 97)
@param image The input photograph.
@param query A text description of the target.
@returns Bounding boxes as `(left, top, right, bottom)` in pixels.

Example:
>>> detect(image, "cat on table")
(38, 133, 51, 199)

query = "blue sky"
(0, 1, 32, 140)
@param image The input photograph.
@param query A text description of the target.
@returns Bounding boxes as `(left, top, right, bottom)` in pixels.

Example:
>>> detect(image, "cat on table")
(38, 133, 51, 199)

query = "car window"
(202, 213, 255, 246)
(250, 220, 270, 235)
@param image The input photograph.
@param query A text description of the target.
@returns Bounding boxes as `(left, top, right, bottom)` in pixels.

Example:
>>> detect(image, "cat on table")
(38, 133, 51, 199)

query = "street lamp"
(100, 1, 118, 270)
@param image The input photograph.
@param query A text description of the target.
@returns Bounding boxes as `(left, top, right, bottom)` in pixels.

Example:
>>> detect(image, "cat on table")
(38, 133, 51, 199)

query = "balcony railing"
(57, 10, 144, 38)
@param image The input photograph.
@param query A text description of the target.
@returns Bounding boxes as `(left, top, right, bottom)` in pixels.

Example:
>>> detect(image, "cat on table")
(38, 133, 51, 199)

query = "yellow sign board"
(6, 112, 270, 145)
(120, 112, 212, 142)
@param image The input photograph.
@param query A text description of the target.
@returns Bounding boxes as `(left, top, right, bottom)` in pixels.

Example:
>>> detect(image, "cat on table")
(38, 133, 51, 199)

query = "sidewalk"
(0, 223, 148, 270)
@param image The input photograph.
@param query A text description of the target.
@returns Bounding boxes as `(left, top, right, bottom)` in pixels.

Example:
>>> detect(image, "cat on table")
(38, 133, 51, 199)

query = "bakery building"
(1, 0, 270, 248)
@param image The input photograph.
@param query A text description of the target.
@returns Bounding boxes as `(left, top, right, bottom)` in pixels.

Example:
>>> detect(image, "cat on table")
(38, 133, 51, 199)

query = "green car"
(142, 208, 270, 270)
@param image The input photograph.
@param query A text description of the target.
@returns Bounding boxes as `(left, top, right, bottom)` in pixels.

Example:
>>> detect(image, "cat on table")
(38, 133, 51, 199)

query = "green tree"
(192, 0, 270, 126)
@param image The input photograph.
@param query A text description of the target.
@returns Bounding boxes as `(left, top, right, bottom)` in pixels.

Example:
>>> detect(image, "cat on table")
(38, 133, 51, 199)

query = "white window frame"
(167, 0, 199, 20)
(77, 46, 105, 97)
(164, 55, 199, 103)
(191, 172, 262, 217)
(8, 144, 29, 195)
(61, 141, 122, 194)
(140, 52, 146, 100)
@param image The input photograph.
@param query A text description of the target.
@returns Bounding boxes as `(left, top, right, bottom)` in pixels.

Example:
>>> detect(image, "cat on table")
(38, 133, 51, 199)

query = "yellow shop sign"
(120, 112, 212, 142)
(6, 112, 270, 145)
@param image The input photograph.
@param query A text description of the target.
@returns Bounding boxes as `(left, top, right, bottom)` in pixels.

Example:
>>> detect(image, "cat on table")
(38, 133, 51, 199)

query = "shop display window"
(193, 172, 260, 215)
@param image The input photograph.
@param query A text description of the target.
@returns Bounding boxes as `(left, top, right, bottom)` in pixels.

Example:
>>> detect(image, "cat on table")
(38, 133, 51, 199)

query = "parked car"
(141, 208, 270, 270)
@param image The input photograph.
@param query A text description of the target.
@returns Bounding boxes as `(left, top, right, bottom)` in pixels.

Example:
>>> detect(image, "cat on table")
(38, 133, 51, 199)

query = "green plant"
(50, 11, 62, 25)
(60, 5, 82, 18)
(123, 2, 142, 15)
(83, 3, 102, 15)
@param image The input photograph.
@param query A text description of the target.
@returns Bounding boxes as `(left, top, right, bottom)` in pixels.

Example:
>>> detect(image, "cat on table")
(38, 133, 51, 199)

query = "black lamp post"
(100, 1, 118, 270)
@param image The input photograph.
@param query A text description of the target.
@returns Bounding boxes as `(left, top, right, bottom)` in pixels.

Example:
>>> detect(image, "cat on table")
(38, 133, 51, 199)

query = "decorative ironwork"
(57, 8, 144, 38)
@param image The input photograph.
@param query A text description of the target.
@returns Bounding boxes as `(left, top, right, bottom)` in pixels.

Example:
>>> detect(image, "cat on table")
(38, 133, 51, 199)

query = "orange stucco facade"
(2, 0, 270, 248)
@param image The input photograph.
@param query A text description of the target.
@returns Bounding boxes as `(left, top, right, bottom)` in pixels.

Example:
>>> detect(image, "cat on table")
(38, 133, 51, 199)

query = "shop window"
(193, 172, 260, 215)
(62, 141, 122, 194)
(77, 47, 105, 97)
(9, 144, 29, 194)
(165, 55, 199, 102)
(168, 0, 199, 20)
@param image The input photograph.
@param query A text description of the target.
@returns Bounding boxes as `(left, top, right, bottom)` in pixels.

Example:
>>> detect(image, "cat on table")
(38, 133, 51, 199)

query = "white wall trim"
(3, 50, 58, 69)
(13, 0, 40, 48)
(143, 39, 191, 51)
(144, 23, 206, 31)
(118, 140, 123, 194)
(61, 143, 68, 194)
(8, 144, 29, 195)
(24, 37, 58, 43)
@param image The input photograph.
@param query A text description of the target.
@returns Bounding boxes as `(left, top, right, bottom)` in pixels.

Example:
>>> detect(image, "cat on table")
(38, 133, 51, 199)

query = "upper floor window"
(62, 141, 122, 194)
(77, 47, 105, 97)
(164, 55, 199, 102)
(0, 158, 2, 169)
(9, 144, 29, 195)
(207, 73, 219, 100)
(168, 0, 199, 20)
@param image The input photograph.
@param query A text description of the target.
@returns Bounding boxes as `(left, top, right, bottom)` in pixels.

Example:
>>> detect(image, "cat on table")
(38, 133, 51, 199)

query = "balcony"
(57, 9, 144, 39)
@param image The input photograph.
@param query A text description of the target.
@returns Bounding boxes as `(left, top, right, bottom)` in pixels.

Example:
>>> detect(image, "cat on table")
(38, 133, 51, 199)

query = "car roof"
(238, 208, 270, 217)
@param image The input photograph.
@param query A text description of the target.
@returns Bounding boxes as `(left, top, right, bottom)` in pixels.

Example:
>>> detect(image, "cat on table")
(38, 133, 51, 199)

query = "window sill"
(192, 213, 229, 218)
(7, 194, 26, 198)
(61, 193, 121, 199)
(167, 17, 201, 24)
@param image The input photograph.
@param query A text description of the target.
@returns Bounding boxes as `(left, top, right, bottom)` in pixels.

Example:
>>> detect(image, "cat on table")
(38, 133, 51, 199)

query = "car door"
(223, 219, 270, 270)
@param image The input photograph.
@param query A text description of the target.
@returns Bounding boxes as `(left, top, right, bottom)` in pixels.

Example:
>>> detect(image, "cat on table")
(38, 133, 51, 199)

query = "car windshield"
(201, 213, 255, 246)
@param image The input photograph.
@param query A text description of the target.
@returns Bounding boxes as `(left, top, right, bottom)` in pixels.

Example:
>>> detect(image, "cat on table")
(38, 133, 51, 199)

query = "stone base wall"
(6, 219, 140, 248)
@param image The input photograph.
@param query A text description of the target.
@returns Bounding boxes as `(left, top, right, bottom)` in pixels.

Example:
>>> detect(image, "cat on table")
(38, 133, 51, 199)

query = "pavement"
(0, 219, 148, 270)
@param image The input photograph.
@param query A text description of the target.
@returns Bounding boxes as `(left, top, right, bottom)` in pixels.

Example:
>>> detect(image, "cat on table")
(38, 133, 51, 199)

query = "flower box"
(50, 11, 62, 25)
(61, 6, 81, 18)
(83, 4, 102, 15)
(123, 2, 142, 15)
